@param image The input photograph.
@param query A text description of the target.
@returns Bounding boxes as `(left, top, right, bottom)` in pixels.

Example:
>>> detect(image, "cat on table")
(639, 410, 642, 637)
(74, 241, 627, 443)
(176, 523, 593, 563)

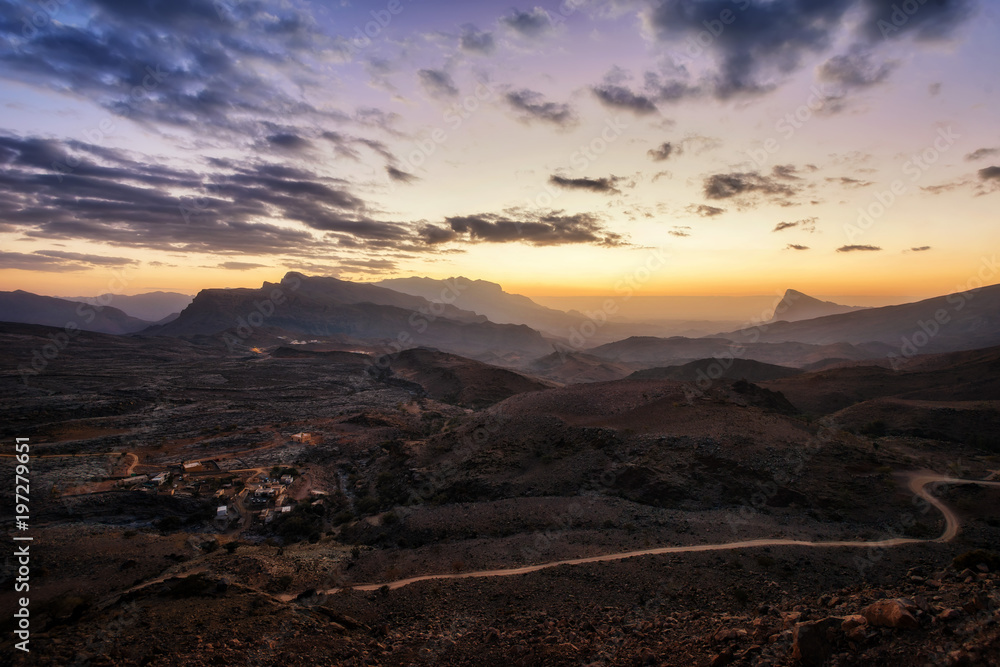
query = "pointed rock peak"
(770, 289, 864, 323)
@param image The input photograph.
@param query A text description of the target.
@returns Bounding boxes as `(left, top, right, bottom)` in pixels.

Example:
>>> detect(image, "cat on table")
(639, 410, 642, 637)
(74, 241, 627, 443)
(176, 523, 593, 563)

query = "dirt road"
(285, 472, 1000, 597)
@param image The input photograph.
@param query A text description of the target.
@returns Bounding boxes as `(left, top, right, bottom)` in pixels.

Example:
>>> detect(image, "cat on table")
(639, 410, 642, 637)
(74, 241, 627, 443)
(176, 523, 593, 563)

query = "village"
(50, 431, 329, 533)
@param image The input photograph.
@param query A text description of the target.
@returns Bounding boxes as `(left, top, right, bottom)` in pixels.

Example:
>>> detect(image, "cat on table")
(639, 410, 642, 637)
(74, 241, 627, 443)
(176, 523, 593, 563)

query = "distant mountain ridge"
(65, 291, 193, 322)
(375, 276, 582, 336)
(769, 289, 866, 322)
(628, 358, 803, 382)
(148, 272, 553, 362)
(0, 290, 152, 334)
(724, 283, 1000, 355)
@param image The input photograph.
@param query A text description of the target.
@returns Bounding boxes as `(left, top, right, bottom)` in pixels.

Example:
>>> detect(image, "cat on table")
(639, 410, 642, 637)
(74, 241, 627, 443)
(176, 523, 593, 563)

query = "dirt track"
(283, 472, 1000, 598)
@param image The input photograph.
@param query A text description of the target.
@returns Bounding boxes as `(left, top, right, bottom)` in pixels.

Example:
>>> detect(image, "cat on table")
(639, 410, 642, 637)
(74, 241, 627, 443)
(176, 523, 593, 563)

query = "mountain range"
(0, 290, 153, 334)
(65, 291, 193, 322)
(5, 276, 1000, 375)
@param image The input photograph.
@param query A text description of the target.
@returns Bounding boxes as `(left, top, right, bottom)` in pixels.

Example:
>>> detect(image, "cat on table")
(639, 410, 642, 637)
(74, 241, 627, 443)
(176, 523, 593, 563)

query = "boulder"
(791, 617, 842, 666)
(861, 599, 919, 630)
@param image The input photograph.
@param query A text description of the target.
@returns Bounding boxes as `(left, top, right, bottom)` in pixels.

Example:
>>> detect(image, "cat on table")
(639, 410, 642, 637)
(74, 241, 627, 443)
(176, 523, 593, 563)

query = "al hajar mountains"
(3, 0, 1000, 664)
(3, 270, 1000, 666)
(5, 273, 1000, 377)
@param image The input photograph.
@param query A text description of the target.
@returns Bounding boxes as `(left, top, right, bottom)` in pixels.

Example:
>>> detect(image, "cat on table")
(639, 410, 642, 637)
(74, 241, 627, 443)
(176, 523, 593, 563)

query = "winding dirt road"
(287, 472, 1000, 598)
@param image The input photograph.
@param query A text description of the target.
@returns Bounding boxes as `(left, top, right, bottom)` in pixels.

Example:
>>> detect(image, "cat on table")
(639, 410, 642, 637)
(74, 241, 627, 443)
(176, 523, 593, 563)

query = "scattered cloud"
(505, 89, 576, 127)
(500, 7, 552, 39)
(386, 166, 418, 183)
(786, 244, 810, 251)
(689, 204, 726, 218)
(837, 244, 882, 252)
(418, 69, 459, 98)
(771, 165, 802, 181)
(703, 171, 799, 201)
(921, 180, 970, 195)
(266, 133, 313, 152)
(421, 212, 626, 247)
(979, 166, 1000, 181)
(818, 52, 894, 89)
(0, 250, 138, 272)
(459, 24, 495, 54)
(773, 218, 817, 233)
(647, 142, 675, 161)
(217, 261, 269, 270)
(827, 176, 873, 188)
(549, 175, 621, 194)
(906, 246, 932, 253)
(592, 84, 658, 115)
(966, 148, 1000, 161)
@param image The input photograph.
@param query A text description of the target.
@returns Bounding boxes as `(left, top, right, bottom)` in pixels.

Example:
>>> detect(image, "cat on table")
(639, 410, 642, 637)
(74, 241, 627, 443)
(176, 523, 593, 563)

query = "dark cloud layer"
(421, 212, 625, 247)
(644, 0, 974, 99)
(0, 133, 623, 256)
(0, 250, 138, 272)
(0, 0, 344, 141)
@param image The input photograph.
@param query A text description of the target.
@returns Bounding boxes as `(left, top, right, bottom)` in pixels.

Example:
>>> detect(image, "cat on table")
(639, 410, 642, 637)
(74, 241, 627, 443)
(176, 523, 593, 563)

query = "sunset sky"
(1, 0, 998, 300)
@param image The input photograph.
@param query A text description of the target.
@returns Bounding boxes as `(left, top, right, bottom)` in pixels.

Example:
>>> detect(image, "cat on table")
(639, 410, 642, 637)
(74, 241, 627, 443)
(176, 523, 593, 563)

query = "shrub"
(755, 555, 775, 569)
(269, 574, 294, 592)
(860, 421, 887, 437)
(953, 549, 1000, 572)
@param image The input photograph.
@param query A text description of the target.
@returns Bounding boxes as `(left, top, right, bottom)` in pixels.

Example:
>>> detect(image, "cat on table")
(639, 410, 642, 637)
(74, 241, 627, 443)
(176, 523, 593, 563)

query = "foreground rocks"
(6, 549, 999, 666)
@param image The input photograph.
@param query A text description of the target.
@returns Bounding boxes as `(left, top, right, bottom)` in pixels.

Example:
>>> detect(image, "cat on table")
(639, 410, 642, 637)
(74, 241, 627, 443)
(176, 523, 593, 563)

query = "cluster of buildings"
(248, 474, 296, 524)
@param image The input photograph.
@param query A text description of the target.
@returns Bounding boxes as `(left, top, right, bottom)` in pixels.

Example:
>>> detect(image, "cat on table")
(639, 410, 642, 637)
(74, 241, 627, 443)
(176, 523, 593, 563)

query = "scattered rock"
(938, 608, 963, 622)
(862, 599, 920, 630)
(791, 617, 842, 666)
(709, 648, 734, 666)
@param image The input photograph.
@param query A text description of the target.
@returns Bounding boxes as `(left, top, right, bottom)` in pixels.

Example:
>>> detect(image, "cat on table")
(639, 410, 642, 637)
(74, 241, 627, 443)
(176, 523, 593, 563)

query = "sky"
(0, 0, 998, 301)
